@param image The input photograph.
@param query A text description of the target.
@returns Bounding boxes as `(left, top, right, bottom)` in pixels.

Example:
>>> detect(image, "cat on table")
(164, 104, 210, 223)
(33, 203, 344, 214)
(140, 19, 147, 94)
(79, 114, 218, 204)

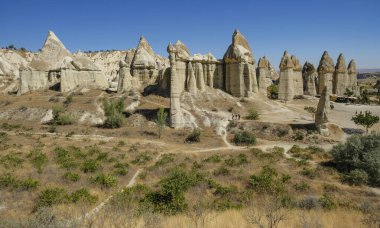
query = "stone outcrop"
(315, 86, 329, 130)
(19, 31, 108, 94)
(317, 51, 335, 95)
(278, 51, 295, 101)
(291, 55, 303, 95)
(223, 30, 258, 97)
(347, 60, 358, 95)
(257, 56, 270, 94)
(302, 62, 317, 96)
(333, 54, 348, 96)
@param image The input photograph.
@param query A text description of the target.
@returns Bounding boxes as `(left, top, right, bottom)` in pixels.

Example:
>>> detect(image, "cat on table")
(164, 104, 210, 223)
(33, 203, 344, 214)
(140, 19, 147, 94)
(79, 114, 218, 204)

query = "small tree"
(155, 107, 167, 138)
(344, 88, 354, 97)
(103, 98, 125, 129)
(246, 108, 259, 120)
(358, 89, 370, 104)
(351, 111, 379, 133)
(304, 106, 316, 120)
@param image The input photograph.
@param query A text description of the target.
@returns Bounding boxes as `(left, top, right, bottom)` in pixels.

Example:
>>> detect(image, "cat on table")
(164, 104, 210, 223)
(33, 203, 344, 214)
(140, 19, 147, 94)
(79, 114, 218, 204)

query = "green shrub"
(318, 194, 336, 210)
(81, 160, 100, 173)
(155, 154, 174, 167)
(52, 105, 73, 125)
(114, 168, 128, 176)
(232, 131, 256, 146)
(54, 147, 77, 169)
(69, 188, 98, 204)
(351, 111, 379, 133)
(36, 188, 68, 209)
(294, 181, 310, 192)
(213, 167, 230, 176)
(267, 84, 278, 99)
(203, 154, 222, 163)
(249, 166, 290, 194)
(224, 154, 249, 167)
(63, 172, 80, 182)
(103, 98, 125, 129)
(245, 108, 259, 120)
(0, 154, 24, 168)
(343, 169, 368, 186)
(331, 133, 380, 186)
(185, 128, 201, 143)
(28, 150, 48, 173)
(300, 167, 318, 179)
(132, 152, 152, 165)
(293, 131, 304, 141)
(0, 174, 38, 190)
(146, 168, 203, 214)
(17, 177, 39, 190)
(91, 173, 117, 188)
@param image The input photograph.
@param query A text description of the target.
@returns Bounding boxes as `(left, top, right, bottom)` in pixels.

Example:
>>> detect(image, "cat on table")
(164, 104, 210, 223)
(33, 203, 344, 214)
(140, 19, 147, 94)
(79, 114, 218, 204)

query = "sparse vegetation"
(245, 108, 259, 120)
(351, 111, 379, 133)
(331, 133, 380, 186)
(232, 131, 256, 145)
(185, 128, 201, 143)
(52, 105, 73, 125)
(155, 107, 168, 138)
(103, 98, 125, 129)
(304, 106, 316, 120)
(267, 84, 279, 99)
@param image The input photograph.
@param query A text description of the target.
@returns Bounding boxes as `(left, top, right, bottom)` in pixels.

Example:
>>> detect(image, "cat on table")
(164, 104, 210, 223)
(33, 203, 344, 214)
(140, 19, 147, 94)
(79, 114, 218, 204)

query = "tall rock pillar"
(292, 55, 303, 95)
(168, 44, 183, 129)
(347, 60, 358, 96)
(334, 54, 348, 96)
(317, 51, 334, 95)
(302, 62, 317, 96)
(278, 51, 295, 101)
(257, 56, 270, 94)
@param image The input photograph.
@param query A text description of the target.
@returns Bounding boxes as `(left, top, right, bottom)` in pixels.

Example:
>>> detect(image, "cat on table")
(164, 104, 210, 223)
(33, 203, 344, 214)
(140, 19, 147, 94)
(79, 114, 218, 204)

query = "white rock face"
(278, 51, 295, 101)
(61, 69, 108, 92)
(18, 69, 48, 94)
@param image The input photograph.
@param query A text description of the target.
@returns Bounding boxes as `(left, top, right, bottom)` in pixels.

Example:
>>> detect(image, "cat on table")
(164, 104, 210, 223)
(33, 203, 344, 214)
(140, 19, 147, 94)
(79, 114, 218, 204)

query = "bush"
(81, 160, 100, 173)
(213, 167, 230, 176)
(249, 166, 290, 194)
(203, 155, 222, 163)
(343, 169, 368, 186)
(185, 128, 201, 143)
(351, 111, 379, 133)
(103, 98, 125, 129)
(0, 154, 24, 168)
(0, 174, 38, 190)
(232, 131, 256, 146)
(52, 105, 73, 125)
(28, 150, 48, 173)
(36, 188, 68, 209)
(54, 147, 77, 169)
(245, 108, 259, 120)
(63, 172, 80, 182)
(318, 194, 336, 210)
(18, 177, 39, 190)
(293, 131, 304, 141)
(131, 152, 152, 165)
(69, 188, 98, 204)
(267, 84, 278, 99)
(91, 173, 117, 188)
(331, 133, 380, 186)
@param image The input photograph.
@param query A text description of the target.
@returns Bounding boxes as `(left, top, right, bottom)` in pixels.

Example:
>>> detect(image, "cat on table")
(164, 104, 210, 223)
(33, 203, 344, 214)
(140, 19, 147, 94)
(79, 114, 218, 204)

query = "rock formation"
(315, 86, 329, 130)
(19, 31, 108, 94)
(278, 51, 295, 101)
(257, 56, 270, 94)
(317, 51, 335, 95)
(167, 43, 184, 129)
(302, 62, 317, 96)
(131, 36, 158, 87)
(291, 55, 303, 95)
(223, 29, 258, 97)
(347, 60, 358, 95)
(334, 54, 348, 96)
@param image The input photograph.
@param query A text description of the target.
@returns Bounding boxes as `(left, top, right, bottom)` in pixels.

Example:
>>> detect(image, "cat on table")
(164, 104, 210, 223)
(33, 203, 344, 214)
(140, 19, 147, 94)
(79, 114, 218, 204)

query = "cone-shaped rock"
(302, 62, 317, 96)
(291, 55, 303, 95)
(187, 62, 197, 94)
(278, 51, 295, 101)
(347, 59, 358, 96)
(334, 54, 348, 96)
(257, 56, 270, 94)
(317, 51, 334, 94)
(132, 36, 156, 69)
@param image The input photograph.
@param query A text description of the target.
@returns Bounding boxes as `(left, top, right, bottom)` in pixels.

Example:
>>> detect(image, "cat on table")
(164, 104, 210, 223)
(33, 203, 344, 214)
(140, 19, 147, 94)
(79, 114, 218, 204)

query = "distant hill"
(357, 68, 380, 73)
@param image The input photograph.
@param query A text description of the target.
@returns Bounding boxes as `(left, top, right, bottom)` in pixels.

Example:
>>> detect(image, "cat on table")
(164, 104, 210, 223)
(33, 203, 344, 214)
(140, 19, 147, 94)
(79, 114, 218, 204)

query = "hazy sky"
(1, 0, 379, 69)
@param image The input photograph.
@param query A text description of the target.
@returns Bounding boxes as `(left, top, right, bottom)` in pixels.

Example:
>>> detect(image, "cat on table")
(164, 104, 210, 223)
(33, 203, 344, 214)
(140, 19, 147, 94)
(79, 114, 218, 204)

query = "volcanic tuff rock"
(302, 62, 317, 96)
(315, 86, 329, 130)
(334, 54, 347, 96)
(317, 51, 334, 95)
(278, 51, 295, 101)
